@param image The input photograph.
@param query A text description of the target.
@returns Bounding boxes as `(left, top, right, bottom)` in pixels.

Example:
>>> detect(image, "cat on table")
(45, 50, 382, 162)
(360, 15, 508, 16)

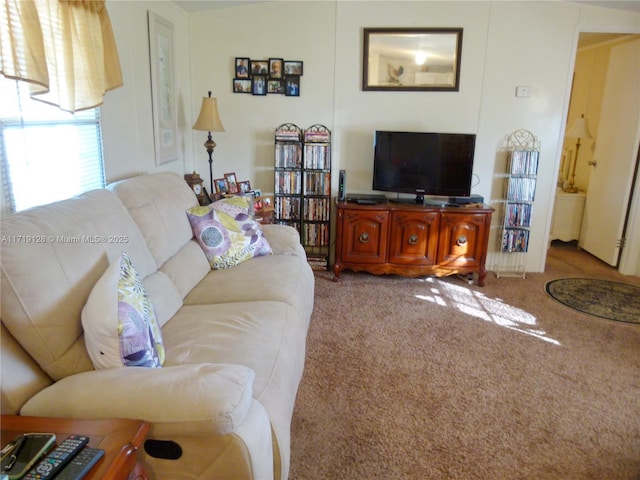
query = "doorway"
(552, 32, 640, 274)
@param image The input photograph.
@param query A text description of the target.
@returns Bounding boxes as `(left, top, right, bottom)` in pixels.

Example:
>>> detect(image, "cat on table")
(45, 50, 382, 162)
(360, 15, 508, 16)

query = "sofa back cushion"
(111, 172, 199, 266)
(111, 172, 210, 298)
(0, 189, 157, 381)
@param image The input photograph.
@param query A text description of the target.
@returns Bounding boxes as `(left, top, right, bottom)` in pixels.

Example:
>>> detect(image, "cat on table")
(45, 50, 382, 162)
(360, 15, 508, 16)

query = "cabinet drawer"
(389, 211, 439, 265)
(437, 212, 488, 268)
(340, 210, 389, 264)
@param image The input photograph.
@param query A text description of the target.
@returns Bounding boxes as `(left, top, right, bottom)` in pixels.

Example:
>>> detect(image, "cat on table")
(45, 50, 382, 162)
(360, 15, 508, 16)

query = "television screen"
(372, 130, 476, 199)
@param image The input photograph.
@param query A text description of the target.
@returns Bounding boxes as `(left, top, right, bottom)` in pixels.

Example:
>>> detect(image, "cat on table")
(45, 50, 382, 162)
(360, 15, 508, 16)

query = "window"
(0, 78, 106, 213)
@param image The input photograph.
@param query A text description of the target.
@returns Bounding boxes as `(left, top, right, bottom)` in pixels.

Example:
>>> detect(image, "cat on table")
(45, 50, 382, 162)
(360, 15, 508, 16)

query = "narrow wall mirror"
(362, 28, 463, 91)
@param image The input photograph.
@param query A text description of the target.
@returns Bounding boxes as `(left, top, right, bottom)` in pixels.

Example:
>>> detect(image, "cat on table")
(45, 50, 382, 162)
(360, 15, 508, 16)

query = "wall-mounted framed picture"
(362, 27, 463, 92)
(235, 57, 250, 78)
(268, 80, 284, 94)
(284, 60, 303, 76)
(250, 60, 269, 75)
(233, 78, 252, 93)
(285, 76, 300, 97)
(252, 76, 267, 95)
(148, 11, 179, 165)
(224, 172, 239, 193)
(214, 178, 229, 194)
(233, 57, 303, 96)
(269, 58, 284, 79)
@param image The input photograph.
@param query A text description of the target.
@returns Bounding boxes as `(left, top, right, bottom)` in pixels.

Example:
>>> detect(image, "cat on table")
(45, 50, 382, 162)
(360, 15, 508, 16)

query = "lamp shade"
(193, 94, 225, 132)
(566, 114, 592, 140)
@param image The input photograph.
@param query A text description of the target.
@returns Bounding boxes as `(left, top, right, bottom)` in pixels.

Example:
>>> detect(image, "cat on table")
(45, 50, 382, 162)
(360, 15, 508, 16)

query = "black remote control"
(55, 447, 104, 480)
(22, 435, 89, 479)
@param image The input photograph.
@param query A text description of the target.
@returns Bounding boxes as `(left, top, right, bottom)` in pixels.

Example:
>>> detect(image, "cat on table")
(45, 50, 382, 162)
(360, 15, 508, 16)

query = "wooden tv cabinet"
(333, 200, 494, 286)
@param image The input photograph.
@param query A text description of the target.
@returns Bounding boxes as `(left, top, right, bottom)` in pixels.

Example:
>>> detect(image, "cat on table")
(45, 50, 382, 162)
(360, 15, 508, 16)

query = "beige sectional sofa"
(0, 172, 314, 480)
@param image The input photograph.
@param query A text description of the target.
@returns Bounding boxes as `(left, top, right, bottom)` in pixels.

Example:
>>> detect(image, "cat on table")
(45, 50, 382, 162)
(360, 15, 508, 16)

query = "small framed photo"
(284, 60, 303, 76)
(268, 80, 284, 94)
(214, 178, 229, 194)
(250, 60, 269, 75)
(235, 57, 250, 78)
(238, 180, 252, 193)
(285, 76, 300, 97)
(224, 172, 239, 193)
(269, 58, 283, 79)
(252, 76, 267, 96)
(233, 78, 252, 93)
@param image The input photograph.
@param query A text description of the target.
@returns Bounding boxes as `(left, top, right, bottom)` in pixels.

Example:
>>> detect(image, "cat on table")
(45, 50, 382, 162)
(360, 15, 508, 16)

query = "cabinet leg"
(478, 268, 487, 287)
(332, 264, 341, 282)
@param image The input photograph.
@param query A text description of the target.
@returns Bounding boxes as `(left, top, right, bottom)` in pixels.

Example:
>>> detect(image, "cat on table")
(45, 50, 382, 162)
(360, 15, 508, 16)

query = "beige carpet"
(290, 243, 640, 479)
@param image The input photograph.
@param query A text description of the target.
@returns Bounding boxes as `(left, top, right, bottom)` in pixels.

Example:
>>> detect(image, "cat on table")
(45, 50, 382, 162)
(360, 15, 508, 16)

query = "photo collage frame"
(233, 57, 303, 97)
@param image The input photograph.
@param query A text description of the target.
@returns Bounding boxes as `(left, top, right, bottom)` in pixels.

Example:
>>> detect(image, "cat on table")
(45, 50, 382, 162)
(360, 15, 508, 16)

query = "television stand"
(333, 200, 494, 286)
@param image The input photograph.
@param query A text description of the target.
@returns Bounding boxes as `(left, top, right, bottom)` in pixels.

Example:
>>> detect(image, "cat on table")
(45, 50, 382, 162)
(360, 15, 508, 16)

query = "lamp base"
(562, 185, 579, 193)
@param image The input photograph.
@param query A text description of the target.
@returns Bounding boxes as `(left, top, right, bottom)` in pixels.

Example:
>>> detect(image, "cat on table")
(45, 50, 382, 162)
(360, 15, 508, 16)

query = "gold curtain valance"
(59, 0, 106, 13)
(0, 0, 123, 112)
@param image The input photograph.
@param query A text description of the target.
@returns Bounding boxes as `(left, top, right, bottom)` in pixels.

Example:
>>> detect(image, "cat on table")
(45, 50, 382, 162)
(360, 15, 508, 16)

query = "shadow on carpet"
(545, 278, 640, 324)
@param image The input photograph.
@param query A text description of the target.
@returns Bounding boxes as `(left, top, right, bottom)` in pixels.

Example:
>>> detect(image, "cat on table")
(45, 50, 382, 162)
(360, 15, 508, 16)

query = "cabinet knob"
(408, 234, 418, 245)
(457, 235, 467, 246)
(359, 232, 370, 244)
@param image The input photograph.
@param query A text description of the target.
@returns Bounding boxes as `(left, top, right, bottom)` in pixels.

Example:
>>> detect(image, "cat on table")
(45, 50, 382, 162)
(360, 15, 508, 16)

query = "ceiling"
(173, 0, 640, 13)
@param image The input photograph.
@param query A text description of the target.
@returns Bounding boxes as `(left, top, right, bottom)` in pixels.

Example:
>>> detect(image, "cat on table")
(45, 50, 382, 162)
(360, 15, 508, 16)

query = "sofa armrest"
(261, 224, 305, 256)
(20, 363, 255, 438)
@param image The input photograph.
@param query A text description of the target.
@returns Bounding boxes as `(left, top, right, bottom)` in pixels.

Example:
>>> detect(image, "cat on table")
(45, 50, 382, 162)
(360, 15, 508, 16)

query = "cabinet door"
(438, 212, 488, 268)
(340, 210, 389, 264)
(389, 211, 439, 265)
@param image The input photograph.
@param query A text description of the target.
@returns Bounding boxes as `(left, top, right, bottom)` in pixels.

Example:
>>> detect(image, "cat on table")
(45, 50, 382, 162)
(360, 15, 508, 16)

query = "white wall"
(333, 1, 490, 193)
(188, 1, 337, 194)
(102, 0, 639, 274)
(477, 1, 580, 271)
(102, 1, 193, 182)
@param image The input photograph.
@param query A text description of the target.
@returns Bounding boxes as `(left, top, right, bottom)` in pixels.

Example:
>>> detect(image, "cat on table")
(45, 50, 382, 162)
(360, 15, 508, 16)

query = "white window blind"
(0, 78, 105, 213)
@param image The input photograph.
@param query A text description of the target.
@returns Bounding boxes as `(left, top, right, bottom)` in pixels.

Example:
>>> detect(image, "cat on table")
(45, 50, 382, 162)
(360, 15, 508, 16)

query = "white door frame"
(545, 26, 640, 276)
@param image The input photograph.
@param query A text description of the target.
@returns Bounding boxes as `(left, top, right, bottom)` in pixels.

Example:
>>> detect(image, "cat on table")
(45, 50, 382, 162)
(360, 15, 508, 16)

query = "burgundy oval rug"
(545, 278, 640, 324)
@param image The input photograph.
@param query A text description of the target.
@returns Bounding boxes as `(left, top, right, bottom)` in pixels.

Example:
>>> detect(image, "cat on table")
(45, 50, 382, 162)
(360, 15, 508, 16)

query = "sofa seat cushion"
(183, 253, 314, 321)
(162, 301, 307, 400)
(162, 300, 309, 480)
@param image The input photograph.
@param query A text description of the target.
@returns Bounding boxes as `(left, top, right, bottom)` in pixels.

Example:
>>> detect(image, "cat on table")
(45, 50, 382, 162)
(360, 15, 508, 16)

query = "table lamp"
(193, 91, 225, 195)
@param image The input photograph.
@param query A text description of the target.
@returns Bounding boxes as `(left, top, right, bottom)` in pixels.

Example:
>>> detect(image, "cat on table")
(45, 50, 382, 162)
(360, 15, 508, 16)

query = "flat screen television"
(372, 130, 476, 203)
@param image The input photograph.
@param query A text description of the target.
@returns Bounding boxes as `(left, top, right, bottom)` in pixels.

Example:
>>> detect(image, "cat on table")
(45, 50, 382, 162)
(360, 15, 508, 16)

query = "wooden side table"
(1, 415, 150, 480)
